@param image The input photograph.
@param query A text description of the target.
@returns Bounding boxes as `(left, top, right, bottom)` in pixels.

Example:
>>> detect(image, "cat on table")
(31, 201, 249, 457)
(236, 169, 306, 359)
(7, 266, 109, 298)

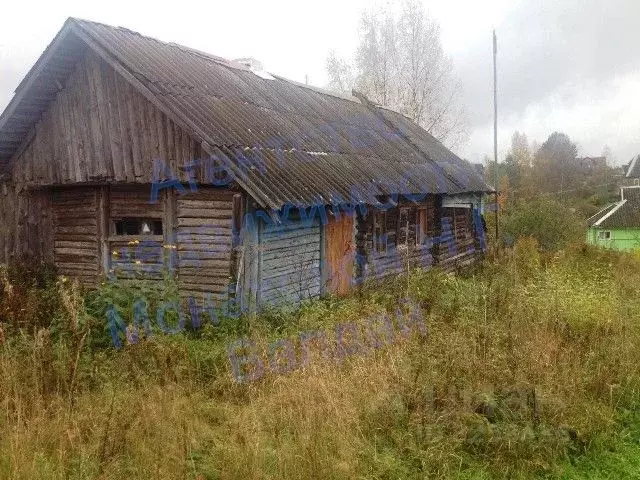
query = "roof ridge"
(587, 202, 618, 225)
(626, 154, 639, 178)
(71, 17, 368, 106)
(593, 199, 627, 227)
(71, 18, 241, 68)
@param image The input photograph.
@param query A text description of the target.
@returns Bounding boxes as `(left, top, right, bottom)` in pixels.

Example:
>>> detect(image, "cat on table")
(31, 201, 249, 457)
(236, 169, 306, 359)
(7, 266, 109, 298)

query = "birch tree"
(326, 0, 466, 147)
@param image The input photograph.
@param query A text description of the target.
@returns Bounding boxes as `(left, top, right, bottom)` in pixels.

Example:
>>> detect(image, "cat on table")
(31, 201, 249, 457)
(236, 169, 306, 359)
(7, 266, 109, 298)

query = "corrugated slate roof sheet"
(626, 155, 640, 178)
(0, 18, 492, 208)
(590, 187, 640, 228)
(587, 203, 618, 226)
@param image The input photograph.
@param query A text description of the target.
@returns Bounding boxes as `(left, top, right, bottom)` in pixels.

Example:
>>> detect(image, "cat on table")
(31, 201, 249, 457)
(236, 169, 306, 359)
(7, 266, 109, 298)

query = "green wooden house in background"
(587, 157, 640, 250)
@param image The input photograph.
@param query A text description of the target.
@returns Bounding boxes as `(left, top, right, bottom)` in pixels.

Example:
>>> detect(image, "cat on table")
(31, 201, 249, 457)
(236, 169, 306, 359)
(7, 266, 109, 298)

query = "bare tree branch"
(325, 0, 467, 148)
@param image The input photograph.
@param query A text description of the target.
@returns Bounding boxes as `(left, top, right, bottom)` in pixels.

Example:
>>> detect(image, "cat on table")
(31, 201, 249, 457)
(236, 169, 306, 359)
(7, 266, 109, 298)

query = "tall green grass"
(0, 239, 639, 479)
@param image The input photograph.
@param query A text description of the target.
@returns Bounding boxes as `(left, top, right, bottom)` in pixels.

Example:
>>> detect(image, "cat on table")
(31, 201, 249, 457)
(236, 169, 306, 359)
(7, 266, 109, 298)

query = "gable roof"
(626, 155, 640, 178)
(587, 203, 618, 225)
(0, 18, 492, 209)
(589, 186, 640, 228)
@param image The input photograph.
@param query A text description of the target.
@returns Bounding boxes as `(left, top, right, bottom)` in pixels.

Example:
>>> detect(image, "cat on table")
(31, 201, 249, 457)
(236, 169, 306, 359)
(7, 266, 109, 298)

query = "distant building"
(576, 156, 607, 172)
(587, 186, 640, 251)
(625, 155, 640, 185)
(472, 163, 485, 176)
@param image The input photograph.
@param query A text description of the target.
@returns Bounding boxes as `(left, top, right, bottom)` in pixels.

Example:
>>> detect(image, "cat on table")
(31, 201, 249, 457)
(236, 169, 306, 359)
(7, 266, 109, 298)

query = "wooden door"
(326, 213, 355, 296)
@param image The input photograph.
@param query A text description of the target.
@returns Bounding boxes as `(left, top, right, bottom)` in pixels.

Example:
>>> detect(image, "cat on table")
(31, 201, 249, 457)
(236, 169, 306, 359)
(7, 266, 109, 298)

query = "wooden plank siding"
(2, 46, 237, 289)
(438, 207, 478, 270)
(258, 218, 322, 306)
(11, 51, 207, 187)
(0, 182, 53, 265)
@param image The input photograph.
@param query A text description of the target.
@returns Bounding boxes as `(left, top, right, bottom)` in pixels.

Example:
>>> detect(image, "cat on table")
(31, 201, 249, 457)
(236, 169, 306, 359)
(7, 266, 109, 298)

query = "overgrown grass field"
(1, 239, 640, 479)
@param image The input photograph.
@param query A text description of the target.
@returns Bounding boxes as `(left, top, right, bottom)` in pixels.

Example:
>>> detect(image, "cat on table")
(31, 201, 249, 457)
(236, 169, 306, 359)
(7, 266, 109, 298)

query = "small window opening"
(373, 211, 387, 254)
(114, 218, 163, 236)
(398, 207, 410, 246)
(597, 231, 611, 240)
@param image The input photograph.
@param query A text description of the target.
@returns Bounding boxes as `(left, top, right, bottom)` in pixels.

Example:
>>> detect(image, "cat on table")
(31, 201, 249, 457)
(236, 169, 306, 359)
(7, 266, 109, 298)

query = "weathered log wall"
(355, 195, 483, 281)
(0, 182, 53, 266)
(1, 45, 486, 303)
(108, 186, 165, 281)
(356, 197, 437, 280)
(176, 188, 235, 302)
(52, 187, 99, 285)
(438, 207, 478, 270)
(49, 185, 237, 291)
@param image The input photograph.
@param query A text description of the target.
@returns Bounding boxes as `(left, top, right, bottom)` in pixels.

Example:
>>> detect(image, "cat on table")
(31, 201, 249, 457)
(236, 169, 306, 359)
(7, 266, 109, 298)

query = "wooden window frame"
(110, 217, 164, 238)
(373, 211, 388, 254)
(398, 207, 410, 247)
(416, 207, 428, 247)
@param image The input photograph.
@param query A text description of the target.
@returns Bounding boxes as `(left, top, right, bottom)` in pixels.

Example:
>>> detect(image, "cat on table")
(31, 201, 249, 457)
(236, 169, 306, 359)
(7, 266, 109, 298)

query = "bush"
(501, 197, 585, 251)
(0, 262, 63, 333)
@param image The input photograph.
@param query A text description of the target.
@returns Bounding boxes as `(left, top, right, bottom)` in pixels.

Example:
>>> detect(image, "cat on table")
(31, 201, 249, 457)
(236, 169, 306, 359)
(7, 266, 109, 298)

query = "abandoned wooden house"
(0, 18, 492, 310)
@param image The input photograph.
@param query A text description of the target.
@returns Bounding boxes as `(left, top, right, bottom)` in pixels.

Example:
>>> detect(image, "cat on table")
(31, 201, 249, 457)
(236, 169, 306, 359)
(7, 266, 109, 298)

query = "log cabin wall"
(1, 41, 487, 301)
(11, 50, 206, 188)
(108, 186, 165, 282)
(0, 182, 53, 265)
(4, 46, 224, 286)
(47, 184, 237, 291)
(176, 188, 235, 303)
(355, 195, 482, 281)
(438, 207, 478, 269)
(52, 187, 100, 286)
(355, 197, 436, 281)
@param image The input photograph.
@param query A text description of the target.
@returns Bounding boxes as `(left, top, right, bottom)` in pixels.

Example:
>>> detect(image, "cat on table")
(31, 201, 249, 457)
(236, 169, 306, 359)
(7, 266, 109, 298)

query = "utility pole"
(493, 30, 499, 246)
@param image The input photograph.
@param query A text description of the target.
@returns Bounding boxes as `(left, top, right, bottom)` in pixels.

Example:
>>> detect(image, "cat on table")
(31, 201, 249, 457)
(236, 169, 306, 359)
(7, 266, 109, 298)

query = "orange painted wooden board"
(326, 213, 355, 296)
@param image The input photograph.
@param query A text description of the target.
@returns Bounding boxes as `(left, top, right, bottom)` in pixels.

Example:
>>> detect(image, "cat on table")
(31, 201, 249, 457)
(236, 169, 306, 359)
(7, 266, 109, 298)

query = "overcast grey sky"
(1, 0, 638, 165)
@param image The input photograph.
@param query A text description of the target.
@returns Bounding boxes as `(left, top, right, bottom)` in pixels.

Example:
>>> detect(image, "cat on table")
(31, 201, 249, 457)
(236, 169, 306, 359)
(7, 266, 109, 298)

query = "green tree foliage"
(489, 131, 620, 248)
(502, 152, 520, 191)
(501, 197, 585, 251)
(533, 132, 579, 193)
